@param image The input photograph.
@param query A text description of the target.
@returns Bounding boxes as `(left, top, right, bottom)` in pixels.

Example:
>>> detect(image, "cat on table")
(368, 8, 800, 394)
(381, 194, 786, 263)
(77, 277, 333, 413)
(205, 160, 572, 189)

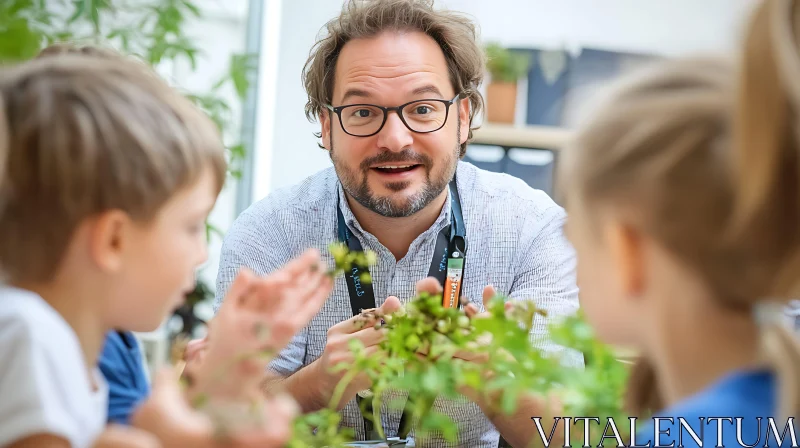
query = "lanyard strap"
(336, 177, 466, 440)
(336, 177, 466, 315)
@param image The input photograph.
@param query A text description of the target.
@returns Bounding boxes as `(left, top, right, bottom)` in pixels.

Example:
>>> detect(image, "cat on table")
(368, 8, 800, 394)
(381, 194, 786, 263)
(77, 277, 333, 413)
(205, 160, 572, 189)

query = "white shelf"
(470, 124, 571, 151)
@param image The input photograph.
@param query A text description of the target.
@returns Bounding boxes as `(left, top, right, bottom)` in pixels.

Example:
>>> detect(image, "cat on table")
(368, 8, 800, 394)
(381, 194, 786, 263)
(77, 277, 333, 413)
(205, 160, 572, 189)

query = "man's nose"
(376, 110, 413, 152)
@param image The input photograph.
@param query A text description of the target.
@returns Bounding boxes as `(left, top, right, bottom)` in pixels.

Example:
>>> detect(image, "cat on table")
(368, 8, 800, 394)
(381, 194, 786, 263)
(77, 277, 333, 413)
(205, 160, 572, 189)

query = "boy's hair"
(0, 53, 227, 283)
(302, 0, 485, 157)
(36, 42, 122, 60)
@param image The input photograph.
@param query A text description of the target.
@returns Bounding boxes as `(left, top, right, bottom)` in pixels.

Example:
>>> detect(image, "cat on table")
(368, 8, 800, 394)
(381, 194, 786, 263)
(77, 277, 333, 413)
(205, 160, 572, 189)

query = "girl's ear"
(604, 220, 646, 301)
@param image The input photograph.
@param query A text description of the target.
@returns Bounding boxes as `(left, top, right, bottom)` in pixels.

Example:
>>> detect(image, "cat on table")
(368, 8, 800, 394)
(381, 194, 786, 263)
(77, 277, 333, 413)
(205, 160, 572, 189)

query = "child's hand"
(187, 248, 333, 401)
(132, 369, 298, 448)
(92, 425, 161, 448)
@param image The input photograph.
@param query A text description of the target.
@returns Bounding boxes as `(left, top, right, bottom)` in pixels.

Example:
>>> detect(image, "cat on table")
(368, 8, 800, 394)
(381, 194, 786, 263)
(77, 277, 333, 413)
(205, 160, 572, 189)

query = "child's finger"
(225, 268, 256, 308)
(233, 395, 298, 448)
(289, 274, 333, 329)
(184, 338, 207, 362)
(279, 248, 323, 280)
(93, 425, 162, 448)
(280, 265, 329, 313)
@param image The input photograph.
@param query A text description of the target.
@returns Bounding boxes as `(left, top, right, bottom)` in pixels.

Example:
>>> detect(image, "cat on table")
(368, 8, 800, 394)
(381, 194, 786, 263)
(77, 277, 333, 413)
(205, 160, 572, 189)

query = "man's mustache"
(360, 149, 432, 171)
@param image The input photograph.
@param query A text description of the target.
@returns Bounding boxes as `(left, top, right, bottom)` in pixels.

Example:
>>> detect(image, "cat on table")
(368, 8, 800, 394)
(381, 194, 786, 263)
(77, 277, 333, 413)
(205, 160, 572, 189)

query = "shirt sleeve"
(0, 317, 82, 446)
(508, 204, 585, 368)
(98, 332, 150, 425)
(215, 207, 308, 377)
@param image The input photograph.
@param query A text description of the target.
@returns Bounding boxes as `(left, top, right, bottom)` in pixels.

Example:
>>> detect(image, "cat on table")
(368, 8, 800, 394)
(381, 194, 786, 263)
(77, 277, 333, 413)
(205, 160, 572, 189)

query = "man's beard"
(329, 126, 461, 218)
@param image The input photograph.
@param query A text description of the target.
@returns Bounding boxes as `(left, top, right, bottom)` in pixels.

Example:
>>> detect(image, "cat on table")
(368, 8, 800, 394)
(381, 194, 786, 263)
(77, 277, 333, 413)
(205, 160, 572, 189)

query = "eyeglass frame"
(324, 93, 462, 137)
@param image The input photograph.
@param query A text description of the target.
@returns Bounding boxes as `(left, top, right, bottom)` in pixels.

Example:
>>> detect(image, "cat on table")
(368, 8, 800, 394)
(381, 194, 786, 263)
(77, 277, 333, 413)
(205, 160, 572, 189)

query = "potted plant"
(484, 43, 532, 124)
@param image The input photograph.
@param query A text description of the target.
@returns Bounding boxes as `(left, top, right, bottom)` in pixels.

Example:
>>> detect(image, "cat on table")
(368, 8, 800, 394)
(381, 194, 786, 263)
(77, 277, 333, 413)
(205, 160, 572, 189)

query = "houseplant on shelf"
(484, 42, 532, 124)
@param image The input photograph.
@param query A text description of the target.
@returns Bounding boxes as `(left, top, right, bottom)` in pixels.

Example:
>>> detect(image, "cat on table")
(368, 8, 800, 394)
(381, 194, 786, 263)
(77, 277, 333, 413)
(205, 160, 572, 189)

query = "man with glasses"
(215, 0, 582, 446)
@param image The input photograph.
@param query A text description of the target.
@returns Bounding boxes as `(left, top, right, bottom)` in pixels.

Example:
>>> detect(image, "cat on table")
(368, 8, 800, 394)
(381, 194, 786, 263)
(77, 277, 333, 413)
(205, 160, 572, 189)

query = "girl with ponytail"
(553, 0, 799, 444)
(456, 2, 798, 446)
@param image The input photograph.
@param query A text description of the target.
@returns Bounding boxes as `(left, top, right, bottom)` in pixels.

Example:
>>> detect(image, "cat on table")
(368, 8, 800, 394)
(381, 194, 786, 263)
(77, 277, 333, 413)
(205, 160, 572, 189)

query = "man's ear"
(458, 97, 470, 146)
(321, 109, 332, 151)
(87, 210, 132, 273)
(604, 220, 645, 301)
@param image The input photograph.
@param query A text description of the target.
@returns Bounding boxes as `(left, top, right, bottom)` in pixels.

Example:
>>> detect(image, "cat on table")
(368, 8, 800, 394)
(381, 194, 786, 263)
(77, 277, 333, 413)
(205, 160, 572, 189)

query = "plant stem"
(328, 367, 360, 411)
(372, 392, 386, 440)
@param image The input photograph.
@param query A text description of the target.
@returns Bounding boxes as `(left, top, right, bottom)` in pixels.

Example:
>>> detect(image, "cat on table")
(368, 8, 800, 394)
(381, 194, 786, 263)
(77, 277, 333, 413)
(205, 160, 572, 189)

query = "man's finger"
(482, 284, 496, 309)
(331, 312, 375, 335)
(379, 295, 402, 315)
(464, 303, 480, 319)
(352, 326, 388, 348)
(415, 277, 443, 295)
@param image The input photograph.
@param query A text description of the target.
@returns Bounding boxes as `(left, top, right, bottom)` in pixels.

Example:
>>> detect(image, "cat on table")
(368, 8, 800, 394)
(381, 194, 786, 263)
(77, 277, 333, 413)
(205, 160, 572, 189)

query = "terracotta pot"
(486, 81, 517, 124)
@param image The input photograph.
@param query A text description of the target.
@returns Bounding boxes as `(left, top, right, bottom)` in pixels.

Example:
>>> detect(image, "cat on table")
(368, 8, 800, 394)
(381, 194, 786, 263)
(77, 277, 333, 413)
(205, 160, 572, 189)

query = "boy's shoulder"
(0, 286, 74, 340)
(0, 286, 108, 447)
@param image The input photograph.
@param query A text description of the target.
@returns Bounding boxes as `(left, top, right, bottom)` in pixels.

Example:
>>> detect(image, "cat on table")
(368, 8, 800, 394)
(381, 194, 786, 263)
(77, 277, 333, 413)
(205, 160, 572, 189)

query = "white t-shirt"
(0, 286, 108, 447)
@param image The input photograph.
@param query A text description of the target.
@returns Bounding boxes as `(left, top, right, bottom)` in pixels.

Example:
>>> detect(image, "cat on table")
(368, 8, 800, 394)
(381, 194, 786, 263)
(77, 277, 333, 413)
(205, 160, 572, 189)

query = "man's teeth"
(378, 165, 413, 169)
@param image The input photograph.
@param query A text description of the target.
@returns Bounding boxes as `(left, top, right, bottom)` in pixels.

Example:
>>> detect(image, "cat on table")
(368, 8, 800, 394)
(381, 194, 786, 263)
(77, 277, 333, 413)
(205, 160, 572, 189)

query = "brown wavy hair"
(302, 0, 485, 156)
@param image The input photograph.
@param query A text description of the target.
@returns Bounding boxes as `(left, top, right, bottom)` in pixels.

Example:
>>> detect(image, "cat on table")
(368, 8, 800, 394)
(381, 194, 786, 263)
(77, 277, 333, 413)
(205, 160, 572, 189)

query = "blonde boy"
(0, 52, 331, 447)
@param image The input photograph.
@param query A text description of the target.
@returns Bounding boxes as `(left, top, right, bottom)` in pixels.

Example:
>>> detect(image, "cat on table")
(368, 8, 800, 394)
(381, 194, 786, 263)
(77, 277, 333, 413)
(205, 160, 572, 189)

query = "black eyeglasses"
(325, 93, 461, 137)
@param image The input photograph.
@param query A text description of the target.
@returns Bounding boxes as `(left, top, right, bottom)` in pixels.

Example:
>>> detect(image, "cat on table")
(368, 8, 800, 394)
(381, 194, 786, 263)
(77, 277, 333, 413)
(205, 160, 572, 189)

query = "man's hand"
(185, 249, 333, 402)
(310, 296, 402, 410)
(132, 369, 299, 448)
(410, 277, 504, 364)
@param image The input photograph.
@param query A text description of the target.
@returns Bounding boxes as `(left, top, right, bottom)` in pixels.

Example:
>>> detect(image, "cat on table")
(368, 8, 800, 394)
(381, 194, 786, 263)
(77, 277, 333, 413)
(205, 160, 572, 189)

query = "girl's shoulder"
(635, 369, 792, 448)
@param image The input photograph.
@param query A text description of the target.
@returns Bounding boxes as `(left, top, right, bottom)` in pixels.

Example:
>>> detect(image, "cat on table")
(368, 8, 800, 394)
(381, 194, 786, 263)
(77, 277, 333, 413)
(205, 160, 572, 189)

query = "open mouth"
(371, 164, 421, 174)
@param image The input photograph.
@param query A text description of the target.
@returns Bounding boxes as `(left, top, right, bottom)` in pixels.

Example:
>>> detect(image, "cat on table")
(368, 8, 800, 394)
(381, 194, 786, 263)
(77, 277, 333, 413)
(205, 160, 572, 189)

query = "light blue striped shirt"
(215, 161, 583, 447)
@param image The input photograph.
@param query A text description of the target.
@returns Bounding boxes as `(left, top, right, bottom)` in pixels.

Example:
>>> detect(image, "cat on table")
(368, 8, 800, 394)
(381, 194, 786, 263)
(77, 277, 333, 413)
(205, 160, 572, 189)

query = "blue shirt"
(635, 369, 795, 448)
(98, 331, 150, 425)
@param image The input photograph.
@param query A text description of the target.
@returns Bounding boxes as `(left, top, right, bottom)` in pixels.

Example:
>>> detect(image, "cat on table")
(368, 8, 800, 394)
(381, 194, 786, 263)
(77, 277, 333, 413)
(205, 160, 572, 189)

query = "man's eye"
(415, 106, 432, 114)
(352, 109, 372, 118)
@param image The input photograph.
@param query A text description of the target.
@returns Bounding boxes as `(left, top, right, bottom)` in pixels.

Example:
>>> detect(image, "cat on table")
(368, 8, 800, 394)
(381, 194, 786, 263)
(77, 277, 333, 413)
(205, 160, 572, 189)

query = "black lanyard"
(336, 176, 466, 440)
(336, 177, 467, 316)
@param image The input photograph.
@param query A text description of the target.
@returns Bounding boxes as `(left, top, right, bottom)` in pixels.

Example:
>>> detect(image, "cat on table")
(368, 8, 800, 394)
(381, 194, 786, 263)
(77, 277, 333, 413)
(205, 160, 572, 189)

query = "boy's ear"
(604, 221, 645, 301)
(88, 210, 131, 273)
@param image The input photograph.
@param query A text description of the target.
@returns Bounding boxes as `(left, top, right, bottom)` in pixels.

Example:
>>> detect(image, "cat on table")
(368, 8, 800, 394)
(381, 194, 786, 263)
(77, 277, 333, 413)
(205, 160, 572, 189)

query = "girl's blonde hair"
(560, 0, 800, 421)
(559, 56, 736, 417)
(728, 0, 800, 422)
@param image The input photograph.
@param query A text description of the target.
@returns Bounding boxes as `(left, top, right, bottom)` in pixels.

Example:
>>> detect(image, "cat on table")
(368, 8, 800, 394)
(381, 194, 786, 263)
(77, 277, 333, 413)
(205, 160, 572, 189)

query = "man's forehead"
(332, 30, 452, 101)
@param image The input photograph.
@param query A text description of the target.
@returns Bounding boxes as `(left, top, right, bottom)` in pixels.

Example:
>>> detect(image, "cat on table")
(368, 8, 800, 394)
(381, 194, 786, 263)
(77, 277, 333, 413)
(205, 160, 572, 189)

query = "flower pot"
(345, 439, 410, 447)
(486, 81, 517, 124)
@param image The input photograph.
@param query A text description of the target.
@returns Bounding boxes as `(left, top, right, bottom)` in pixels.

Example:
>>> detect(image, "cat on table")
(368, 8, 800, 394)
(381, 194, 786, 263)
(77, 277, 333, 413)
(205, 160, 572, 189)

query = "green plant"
(484, 42, 531, 83)
(285, 245, 631, 447)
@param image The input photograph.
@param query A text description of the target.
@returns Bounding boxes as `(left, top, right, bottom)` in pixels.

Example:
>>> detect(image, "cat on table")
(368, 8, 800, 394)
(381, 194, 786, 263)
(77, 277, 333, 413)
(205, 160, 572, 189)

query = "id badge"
(442, 256, 464, 308)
